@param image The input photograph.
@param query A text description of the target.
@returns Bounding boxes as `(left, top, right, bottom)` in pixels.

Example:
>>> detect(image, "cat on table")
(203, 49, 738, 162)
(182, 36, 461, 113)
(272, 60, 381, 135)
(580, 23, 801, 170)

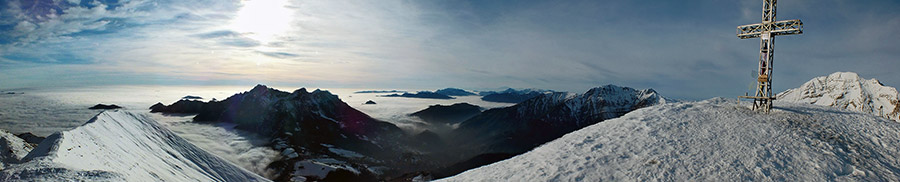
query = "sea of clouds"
(0, 85, 513, 179)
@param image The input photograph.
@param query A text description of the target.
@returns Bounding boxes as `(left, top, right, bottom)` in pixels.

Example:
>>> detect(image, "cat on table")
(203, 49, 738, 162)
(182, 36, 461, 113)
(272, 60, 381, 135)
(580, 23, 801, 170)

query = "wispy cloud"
(0, 0, 898, 100)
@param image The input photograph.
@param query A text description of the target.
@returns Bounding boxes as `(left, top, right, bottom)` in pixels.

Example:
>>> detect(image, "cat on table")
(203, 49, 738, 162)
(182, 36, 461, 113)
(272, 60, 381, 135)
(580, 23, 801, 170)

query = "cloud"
(0, 0, 898, 100)
(255, 51, 300, 59)
(195, 30, 242, 39)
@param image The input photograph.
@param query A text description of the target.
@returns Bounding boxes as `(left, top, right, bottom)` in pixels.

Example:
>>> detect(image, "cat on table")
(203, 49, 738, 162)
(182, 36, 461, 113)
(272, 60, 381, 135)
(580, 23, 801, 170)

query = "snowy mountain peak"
(583, 85, 664, 104)
(779, 72, 899, 121)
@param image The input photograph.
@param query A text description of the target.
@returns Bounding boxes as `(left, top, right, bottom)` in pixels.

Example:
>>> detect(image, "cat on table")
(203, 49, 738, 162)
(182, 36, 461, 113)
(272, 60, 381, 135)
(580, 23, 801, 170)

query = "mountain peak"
(779, 72, 899, 121)
(827, 71, 861, 80)
(292, 87, 308, 94)
(251, 84, 268, 91)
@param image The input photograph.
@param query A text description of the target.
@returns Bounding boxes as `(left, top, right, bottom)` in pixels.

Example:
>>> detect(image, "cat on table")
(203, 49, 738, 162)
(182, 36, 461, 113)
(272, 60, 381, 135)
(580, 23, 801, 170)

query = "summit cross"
(737, 0, 803, 112)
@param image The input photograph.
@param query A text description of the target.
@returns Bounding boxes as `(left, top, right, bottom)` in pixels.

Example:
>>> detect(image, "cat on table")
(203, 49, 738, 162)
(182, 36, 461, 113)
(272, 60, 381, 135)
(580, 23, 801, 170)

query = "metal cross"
(737, 0, 803, 112)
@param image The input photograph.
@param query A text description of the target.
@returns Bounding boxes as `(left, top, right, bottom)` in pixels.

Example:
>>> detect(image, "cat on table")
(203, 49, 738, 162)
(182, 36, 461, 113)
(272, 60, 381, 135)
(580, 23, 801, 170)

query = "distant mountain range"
(434, 88, 477, 96)
(354, 90, 404, 94)
(779, 72, 899, 122)
(149, 84, 665, 180)
(364, 87, 555, 104)
(378, 88, 477, 100)
(478, 88, 554, 103)
(382, 91, 454, 99)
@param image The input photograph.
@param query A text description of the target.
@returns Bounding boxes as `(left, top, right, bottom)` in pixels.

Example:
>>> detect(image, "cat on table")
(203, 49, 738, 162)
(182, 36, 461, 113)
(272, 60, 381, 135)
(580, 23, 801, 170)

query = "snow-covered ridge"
(512, 84, 666, 127)
(442, 98, 900, 181)
(779, 72, 900, 122)
(1, 110, 269, 181)
(0, 130, 33, 170)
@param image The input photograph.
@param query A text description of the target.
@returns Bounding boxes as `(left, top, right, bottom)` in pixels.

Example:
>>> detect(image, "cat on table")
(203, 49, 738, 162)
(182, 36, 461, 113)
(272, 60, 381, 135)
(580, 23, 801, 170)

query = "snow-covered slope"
(441, 98, 900, 181)
(0, 129, 33, 170)
(0, 110, 269, 181)
(779, 72, 900, 122)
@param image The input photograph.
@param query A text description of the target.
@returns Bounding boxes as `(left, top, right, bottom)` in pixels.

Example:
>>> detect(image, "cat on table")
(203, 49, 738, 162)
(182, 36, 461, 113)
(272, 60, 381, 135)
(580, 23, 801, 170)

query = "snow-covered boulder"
(0, 129, 33, 170)
(0, 110, 269, 181)
(441, 98, 900, 181)
(779, 72, 900, 122)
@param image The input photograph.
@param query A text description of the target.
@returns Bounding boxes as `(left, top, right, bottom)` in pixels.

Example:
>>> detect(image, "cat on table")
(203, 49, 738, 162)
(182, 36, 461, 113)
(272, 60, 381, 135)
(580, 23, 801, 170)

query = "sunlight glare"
(230, 0, 293, 44)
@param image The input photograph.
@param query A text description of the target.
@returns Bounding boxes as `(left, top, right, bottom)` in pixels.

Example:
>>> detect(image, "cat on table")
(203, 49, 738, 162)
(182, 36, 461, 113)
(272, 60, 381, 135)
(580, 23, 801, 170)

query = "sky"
(0, 0, 898, 100)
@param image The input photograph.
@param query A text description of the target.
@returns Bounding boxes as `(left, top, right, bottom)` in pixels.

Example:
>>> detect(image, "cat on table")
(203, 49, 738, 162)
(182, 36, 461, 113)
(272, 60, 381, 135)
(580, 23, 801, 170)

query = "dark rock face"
(364, 100, 377, 105)
(410, 103, 482, 124)
(434, 88, 476, 96)
(382, 91, 453, 99)
(479, 88, 548, 103)
(88, 104, 122, 110)
(15, 133, 45, 145)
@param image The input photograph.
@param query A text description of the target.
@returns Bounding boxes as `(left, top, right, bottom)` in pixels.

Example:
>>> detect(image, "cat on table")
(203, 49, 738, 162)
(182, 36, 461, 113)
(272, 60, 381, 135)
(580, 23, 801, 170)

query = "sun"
(229, 0, 293, 44)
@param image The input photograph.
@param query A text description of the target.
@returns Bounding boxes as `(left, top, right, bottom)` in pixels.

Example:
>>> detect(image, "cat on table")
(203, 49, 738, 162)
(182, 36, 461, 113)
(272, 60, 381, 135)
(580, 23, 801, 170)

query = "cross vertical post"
(737, 0, 803, 112)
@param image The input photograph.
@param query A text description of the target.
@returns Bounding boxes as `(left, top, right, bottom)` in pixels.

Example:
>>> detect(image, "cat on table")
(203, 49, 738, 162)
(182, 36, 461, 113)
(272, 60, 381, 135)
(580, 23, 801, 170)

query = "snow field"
(442, 98, 900, 181)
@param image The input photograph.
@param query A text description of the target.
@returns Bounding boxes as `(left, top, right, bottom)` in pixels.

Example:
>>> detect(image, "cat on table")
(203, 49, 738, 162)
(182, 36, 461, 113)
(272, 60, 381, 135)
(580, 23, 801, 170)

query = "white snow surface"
(0, 129, 33, 170)
(0, 110, 270, 181)
(779, 72, 900, 122)
(441, 98, 900, 181)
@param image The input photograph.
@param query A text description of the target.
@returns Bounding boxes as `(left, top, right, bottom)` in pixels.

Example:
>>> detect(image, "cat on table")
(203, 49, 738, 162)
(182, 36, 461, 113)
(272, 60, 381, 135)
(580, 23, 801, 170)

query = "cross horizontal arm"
(737, 19, 803, 39)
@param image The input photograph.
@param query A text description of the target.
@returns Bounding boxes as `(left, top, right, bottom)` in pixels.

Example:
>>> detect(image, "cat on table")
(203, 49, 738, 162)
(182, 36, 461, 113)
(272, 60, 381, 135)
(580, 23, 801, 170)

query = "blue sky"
(0, 0, 898, 100)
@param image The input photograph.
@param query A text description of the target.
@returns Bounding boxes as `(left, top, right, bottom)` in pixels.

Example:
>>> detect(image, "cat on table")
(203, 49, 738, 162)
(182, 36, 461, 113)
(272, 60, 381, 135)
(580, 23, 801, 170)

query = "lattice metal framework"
(737, 0, 803, 112)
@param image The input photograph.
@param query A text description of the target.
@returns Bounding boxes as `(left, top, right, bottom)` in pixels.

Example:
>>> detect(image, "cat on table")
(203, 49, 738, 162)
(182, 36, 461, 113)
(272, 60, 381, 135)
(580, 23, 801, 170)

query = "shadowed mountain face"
(151, 85, 415, 181)
(410, 103, 482, 124)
